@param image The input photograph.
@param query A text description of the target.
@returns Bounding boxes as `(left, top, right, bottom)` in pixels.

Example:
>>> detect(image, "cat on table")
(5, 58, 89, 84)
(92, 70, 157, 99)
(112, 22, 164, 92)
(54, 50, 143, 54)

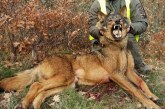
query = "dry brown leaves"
(144, 30, 165, 61)
(0, 0, 90, 59)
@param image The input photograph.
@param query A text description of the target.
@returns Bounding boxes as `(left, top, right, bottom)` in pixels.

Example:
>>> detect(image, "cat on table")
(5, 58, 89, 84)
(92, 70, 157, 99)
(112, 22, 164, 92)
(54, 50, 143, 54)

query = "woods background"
(0, 0, 164, 66)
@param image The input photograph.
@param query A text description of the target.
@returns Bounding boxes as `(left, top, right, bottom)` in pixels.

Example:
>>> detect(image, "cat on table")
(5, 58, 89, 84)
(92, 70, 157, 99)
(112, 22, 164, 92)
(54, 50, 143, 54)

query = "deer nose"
(114, 24, 121, 30)
(115, 19, 121, 24)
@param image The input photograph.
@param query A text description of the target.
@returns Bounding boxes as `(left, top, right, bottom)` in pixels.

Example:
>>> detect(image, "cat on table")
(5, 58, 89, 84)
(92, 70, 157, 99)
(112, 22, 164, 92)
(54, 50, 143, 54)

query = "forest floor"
(0, 33, 165, 109)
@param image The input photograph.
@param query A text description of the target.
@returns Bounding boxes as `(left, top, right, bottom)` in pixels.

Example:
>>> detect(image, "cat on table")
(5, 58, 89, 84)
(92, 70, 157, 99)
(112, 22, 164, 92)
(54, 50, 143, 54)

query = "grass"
(8, 88, 28, 109)
(147, 71, 165, 105)
(0, 64, 18, 79)
(43, 89, 105, 109)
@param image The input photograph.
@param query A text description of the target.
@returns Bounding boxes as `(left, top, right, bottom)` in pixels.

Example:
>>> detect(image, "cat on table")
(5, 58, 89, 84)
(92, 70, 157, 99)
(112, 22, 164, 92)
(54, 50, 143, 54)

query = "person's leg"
(127, 33, 152, 73)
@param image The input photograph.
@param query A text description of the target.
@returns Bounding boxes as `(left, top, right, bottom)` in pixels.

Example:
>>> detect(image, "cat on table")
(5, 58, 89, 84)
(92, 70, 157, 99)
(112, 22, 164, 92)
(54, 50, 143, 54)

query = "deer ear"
(119, 6, 127, 18)
(97, 11, 106, 21)
(96, 11, 107, 30)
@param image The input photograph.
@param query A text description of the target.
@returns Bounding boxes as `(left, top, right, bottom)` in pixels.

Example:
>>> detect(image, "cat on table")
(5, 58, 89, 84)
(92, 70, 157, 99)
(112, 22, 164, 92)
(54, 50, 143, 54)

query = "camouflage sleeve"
(88, 0, 101, 39)
(129, 0, 148, 35)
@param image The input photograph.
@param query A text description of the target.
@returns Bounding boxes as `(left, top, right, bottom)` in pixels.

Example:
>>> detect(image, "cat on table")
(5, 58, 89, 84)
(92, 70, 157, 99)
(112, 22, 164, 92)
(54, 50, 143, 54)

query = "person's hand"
(127, 26, 130, 32)
(99, 29, 104, 36)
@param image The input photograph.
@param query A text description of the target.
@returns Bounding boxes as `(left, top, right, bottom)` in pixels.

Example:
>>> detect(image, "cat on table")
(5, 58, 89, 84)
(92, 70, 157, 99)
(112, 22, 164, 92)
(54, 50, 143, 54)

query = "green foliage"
(0, 65, 17, 79)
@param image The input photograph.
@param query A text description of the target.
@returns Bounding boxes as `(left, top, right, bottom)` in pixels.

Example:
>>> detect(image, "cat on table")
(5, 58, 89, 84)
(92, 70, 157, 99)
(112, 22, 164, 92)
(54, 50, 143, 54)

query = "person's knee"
(127, 33, 138, 50)
(128, 33, 136, 42)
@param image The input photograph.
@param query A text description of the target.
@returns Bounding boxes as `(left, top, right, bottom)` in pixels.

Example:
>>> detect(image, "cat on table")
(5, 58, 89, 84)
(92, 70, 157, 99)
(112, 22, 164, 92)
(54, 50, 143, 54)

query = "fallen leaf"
(4, 93, 12, 103)
(136, 102, 142, 108)
(49, 102, 55, 106)
(88, 93, 96, 100)
(140, 74, 149, 78)
(4, 61, 13, 68)
(52, 95, 60, 103)
(13, 42, 20, 47)
(149, 83, 155, 86)
(0, 35, 2, 41)
(15, 62, 23, 67)
(124, 96, 131, 101)
(160, 81, 165, 85)
(78, 91, 86, 96)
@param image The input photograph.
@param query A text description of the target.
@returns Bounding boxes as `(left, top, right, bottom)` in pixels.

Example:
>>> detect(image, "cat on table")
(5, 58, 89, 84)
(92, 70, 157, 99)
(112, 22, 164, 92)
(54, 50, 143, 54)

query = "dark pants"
(127, 33, 143, 69)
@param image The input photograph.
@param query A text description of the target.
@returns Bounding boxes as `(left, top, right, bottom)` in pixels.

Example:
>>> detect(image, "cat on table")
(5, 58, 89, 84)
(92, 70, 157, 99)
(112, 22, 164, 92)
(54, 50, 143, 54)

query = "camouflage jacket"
(88, 0, 148, 39)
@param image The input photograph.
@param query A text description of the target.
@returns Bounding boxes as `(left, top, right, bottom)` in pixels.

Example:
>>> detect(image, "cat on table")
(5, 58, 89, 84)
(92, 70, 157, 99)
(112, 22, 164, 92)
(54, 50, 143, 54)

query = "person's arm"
(129, 0, 148, 35)
(88, 0, 102, 39)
